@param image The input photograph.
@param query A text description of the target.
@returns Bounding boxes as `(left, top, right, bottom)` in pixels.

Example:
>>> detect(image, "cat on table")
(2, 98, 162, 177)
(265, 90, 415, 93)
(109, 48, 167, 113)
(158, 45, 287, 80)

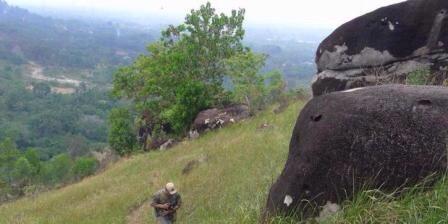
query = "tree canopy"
(113, 2, 247, 136)
(111, 2, 287, 153)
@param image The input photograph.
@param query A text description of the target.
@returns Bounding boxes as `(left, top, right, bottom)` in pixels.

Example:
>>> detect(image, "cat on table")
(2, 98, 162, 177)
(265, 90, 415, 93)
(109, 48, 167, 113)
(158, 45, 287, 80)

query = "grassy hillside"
(1, 100, 447, 224)
(0, 102, 305, 224)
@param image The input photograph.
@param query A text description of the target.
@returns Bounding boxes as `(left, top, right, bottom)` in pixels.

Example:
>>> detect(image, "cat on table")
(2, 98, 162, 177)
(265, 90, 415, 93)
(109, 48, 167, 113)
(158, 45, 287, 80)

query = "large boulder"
(192, 105, 250, 133)
(312, 0, 448, 96)
(265, 85, 448, 219)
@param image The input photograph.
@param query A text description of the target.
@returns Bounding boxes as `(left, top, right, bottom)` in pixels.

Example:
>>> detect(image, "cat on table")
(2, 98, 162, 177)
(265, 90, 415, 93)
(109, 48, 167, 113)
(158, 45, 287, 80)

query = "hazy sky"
(8, 0, 405, 28)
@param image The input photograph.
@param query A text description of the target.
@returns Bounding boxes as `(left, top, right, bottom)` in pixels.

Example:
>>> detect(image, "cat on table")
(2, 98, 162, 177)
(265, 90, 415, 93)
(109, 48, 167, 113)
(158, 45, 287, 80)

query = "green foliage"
(161, 80, 212, 134)
(0, 135, 102, 202)
(112, 2, 247, 138)
(12, 157, 34, 184)
(32, 83, 51, 97)
(161, 2, 246, 91)
(108, 108, 137, 155)
(72, 157, 98, 180)
(65, 135, 90, 158)
(265, 70, 287, 103)
(0, 138, 20, 184)
(225, 52, 287, 114)
(24, 149, 40, 175)
(41, 154, 73, 185)
(0, 71, 117, 156)
(0, 38, 118, 202)
(225, 51, 267, 114)
(29, 110, 78, 138)
(406, 68, 431, 85)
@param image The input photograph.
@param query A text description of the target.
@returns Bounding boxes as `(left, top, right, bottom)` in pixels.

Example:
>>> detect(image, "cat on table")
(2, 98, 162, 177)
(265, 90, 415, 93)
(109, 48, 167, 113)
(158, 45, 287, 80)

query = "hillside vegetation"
(0, 102, 304, 224)
(0, 0, 316, 205)
(0, 1, 151, 69)
(1, 101, 448, 223)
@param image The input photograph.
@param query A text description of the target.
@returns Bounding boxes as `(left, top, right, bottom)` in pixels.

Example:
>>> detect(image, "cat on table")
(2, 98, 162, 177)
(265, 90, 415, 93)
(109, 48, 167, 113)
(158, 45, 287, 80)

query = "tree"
(225, 52, 287, 114)
(162, 2, 246, 94)
(112, 2, 246, 138)
(24, 148, 40, 176)
(29, 109, 79, 138)
(65, 134, 89, 158)
(161, 80, 212, 134)
(40, 153, 72, 185)
(5, 89, 29, 112)
(0, 138, 21, 184)
(12, 157, 34, 186)
(32, 82, 51, 97)
(72, 157, 98, 180)
(225, 52, 268, 114)
(108, 108, 136, 155)
(264, 70, 287, 103)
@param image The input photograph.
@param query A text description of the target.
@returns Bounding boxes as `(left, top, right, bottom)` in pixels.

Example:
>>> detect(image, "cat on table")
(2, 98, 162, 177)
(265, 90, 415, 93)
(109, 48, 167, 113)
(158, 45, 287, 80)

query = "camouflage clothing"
(152, 189, 182, 221)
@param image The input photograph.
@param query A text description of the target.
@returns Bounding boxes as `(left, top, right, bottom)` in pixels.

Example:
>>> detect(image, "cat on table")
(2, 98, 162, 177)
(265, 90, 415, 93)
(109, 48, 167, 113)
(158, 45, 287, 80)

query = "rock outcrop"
(312, 0, 448, 96)
(192, 105, 250, 133)
(159, 139, 176, 151)
(265, 85, 448, 218)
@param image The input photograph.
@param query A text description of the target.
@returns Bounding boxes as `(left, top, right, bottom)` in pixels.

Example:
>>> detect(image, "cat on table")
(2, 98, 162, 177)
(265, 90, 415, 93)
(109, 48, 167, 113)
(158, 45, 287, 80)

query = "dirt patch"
(27, 62, 81, 86)
(51, 87, 76, 94)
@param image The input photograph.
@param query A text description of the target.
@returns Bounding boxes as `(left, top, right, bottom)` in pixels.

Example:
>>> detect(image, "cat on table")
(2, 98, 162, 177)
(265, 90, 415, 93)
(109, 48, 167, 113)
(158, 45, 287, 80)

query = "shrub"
(72, 157, 98, 180)
(12, 157, 34, 188)
(406, 68, 431, 85)
(108, 108, 137, 155)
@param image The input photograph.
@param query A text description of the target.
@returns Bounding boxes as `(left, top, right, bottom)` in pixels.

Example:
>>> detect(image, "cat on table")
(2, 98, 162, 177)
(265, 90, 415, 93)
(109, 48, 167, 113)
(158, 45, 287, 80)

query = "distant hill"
(0, 0, 154, 69)
(0, 1, 327, 88)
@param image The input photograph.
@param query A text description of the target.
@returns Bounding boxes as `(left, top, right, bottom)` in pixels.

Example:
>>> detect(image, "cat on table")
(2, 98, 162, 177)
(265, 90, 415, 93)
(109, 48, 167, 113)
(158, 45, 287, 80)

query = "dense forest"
(0, 0, 135, 201)
(0, 61, 119, 202)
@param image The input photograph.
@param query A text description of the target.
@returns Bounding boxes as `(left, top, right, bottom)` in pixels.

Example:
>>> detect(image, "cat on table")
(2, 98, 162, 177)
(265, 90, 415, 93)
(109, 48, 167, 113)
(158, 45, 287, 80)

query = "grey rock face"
(265, 85, 448, 218)
(159, 139, 176, 151)
(312, 0, 448, 96)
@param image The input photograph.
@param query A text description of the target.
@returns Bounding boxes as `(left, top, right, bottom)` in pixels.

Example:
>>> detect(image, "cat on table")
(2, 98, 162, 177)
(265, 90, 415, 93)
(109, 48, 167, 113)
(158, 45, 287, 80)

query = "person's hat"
(165, 182, 177, 195)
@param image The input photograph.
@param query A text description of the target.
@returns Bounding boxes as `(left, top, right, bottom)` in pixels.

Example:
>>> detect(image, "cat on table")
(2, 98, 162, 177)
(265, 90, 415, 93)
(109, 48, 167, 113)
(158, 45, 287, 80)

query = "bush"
(161, 81, 211, 134)
(12, 157, 34, 185)
(40, 154, 73, 185)
(406, 68, 431, 85)
(72, 157, 98, 180)
(108, 108, 137, 155)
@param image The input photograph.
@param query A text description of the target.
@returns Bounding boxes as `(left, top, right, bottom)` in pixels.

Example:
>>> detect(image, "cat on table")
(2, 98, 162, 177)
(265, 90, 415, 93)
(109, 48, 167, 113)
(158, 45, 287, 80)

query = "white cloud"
(7, 0, 405, 28)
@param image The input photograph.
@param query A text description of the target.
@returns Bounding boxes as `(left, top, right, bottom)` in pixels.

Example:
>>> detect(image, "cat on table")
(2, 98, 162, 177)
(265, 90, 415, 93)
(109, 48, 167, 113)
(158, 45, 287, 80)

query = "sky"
(7, 0, 406, 28)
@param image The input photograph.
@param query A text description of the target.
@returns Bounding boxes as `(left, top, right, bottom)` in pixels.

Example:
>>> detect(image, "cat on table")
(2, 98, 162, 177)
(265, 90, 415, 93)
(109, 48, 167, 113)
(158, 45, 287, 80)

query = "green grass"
(322, 176, 448, 224)
(0, 102, 304, 224)
(1, 101, 448, 224)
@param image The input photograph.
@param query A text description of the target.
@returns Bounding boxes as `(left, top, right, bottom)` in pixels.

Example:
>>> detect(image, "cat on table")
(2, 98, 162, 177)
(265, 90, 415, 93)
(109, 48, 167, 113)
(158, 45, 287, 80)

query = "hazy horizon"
(7, 0, 405, 29)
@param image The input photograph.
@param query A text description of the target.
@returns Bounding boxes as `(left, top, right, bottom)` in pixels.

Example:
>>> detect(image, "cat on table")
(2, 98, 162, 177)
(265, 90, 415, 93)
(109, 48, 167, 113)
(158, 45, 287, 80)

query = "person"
(150, 182, 182, 224)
